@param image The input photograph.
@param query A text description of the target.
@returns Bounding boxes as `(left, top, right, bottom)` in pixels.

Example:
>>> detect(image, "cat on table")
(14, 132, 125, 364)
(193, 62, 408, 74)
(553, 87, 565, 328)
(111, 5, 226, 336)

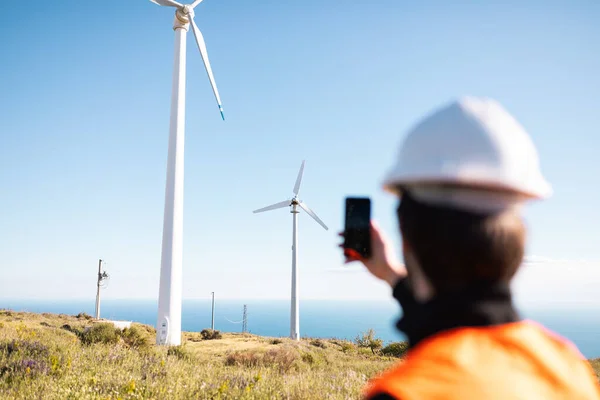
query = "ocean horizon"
(2, 299, 599, 359)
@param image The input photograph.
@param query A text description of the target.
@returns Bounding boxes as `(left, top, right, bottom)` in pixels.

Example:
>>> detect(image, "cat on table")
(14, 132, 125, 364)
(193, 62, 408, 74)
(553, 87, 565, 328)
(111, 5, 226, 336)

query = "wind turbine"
(253, 161, 328, 341)
(149, 0, 225, 346)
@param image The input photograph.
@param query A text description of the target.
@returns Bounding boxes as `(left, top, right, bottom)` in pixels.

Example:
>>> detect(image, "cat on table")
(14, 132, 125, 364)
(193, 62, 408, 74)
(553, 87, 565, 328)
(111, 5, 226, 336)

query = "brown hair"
(397, 190, 526, 292)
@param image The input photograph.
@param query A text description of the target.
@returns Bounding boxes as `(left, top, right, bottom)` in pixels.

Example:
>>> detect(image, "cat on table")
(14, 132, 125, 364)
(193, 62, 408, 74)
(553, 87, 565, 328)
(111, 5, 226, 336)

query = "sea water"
(2, 299, 599, 359)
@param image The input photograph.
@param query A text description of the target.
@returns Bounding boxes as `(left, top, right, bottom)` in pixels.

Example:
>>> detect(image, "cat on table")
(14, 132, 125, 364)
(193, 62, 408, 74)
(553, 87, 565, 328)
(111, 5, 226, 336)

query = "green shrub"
(310, 339, 326, 349)
(80, 323, 119, 345)
(340, 341, 355, 353)
(121, 324, 152, 350)
(75, 312, 93, 320)
(355, 329, 383, 354)
(167, 345, 193, 361)
(331, 339, 355, 353)
(61, 324, 83, 338)
(301, 352, 315, 364)
(270, 338, 283, 345)
(200, 329, 222, 340)
(134, 323, 156, 337)
(381, 341, 409, 358)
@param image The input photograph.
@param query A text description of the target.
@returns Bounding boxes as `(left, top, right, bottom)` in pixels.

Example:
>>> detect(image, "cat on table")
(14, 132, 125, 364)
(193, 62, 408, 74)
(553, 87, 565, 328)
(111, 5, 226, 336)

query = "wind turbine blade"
(190, 17, 225, 120)
(253, 200, 290, 214)
(149, 0, 183, 7)
(293, 160, 305, 196)
(190, 0, 205, 8)
(298, 202, 328, 230)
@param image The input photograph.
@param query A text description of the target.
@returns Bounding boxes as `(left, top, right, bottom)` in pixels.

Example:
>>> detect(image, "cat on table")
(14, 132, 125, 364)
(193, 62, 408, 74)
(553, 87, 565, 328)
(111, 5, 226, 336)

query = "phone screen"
(344, 197, 371, 258)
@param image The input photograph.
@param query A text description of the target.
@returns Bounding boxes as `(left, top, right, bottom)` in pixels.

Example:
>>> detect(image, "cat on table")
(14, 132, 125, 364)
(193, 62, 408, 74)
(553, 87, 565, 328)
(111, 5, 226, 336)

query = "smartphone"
(343, 197, 372, 258)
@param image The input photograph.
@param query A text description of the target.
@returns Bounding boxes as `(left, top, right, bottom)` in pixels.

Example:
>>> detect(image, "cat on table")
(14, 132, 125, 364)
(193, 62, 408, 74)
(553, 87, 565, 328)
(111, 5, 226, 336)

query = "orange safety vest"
(365, 320, 600, 399)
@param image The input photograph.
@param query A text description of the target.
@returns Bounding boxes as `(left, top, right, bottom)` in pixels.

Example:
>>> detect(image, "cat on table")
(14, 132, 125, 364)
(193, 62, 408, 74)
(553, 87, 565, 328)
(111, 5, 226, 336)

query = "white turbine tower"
(253, 161, 328, 341)
(150, 0, 225, 346)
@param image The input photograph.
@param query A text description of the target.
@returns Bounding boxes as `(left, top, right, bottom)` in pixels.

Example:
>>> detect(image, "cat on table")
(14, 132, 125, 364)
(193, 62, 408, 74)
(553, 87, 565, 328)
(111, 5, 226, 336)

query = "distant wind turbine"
(149, 0, 225, 346)
(253, 161, 328, 341)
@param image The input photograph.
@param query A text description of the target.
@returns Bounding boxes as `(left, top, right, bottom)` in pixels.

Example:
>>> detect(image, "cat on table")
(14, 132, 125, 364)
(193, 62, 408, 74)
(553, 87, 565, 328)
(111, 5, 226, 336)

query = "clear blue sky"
(0, 0, 599, 305)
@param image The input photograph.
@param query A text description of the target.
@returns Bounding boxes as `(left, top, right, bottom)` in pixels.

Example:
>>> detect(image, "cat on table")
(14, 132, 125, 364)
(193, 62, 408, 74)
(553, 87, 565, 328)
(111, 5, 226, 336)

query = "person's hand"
(339, 220, 407, 287)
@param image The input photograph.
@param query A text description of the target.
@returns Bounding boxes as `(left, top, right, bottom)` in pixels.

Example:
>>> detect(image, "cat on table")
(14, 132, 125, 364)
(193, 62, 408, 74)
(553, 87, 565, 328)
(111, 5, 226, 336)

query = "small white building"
(107, 320, 132, 330)
(88, 319, 132, 330)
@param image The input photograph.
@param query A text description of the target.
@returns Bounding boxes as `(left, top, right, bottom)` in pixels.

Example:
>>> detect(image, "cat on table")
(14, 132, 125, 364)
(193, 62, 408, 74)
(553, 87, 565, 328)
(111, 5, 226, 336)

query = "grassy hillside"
(1, 309, 599, 399)
(0, 310, 397, 399)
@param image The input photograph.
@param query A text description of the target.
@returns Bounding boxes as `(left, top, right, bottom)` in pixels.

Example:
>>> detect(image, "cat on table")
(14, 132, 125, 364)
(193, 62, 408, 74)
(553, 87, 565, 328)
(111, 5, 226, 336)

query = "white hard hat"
(382, 96, 551, 213)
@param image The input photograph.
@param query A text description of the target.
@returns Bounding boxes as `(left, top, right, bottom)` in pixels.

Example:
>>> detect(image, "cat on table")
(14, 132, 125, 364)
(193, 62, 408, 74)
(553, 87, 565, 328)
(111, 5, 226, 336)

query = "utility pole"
(242, 304, 248, 334)
(211, 292, 215, 331)
(95, 259, 109, 320)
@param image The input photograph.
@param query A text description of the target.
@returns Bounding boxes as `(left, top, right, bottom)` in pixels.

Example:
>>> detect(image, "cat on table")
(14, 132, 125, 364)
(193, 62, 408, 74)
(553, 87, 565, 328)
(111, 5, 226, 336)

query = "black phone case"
(344, 197, 371, 258)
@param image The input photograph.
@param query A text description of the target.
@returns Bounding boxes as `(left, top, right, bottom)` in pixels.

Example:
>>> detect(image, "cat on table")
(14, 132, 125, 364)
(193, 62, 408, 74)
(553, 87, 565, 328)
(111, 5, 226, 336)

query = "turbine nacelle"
(252, 161, 329, 231)
(174, 10, 191, 25)
(175, 7, 194, 23)
(150, 0, 225, 120)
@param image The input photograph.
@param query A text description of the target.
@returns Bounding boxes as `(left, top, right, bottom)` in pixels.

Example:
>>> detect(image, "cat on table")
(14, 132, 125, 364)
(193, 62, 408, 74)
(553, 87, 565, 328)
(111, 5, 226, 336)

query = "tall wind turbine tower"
(149, 0, 225, 346)
(253, 161, 328, 341)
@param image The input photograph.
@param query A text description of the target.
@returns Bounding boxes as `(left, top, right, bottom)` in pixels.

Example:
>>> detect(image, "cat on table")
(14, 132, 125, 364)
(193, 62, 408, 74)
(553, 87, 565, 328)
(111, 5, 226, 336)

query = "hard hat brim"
(382, 173, 552, 201)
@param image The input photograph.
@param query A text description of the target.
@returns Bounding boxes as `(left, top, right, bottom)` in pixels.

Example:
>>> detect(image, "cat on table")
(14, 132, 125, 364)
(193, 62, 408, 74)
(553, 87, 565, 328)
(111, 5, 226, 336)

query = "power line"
(224, 305, 248, 334)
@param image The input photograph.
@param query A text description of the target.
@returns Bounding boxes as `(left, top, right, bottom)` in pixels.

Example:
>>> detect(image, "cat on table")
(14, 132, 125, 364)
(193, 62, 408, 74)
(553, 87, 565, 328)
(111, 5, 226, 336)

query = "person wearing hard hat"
(341, 97, 600, 400)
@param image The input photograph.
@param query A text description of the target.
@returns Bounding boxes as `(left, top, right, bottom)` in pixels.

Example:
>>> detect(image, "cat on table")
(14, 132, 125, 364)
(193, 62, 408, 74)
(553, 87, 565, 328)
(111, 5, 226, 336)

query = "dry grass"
(0, 310, 394, 399)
